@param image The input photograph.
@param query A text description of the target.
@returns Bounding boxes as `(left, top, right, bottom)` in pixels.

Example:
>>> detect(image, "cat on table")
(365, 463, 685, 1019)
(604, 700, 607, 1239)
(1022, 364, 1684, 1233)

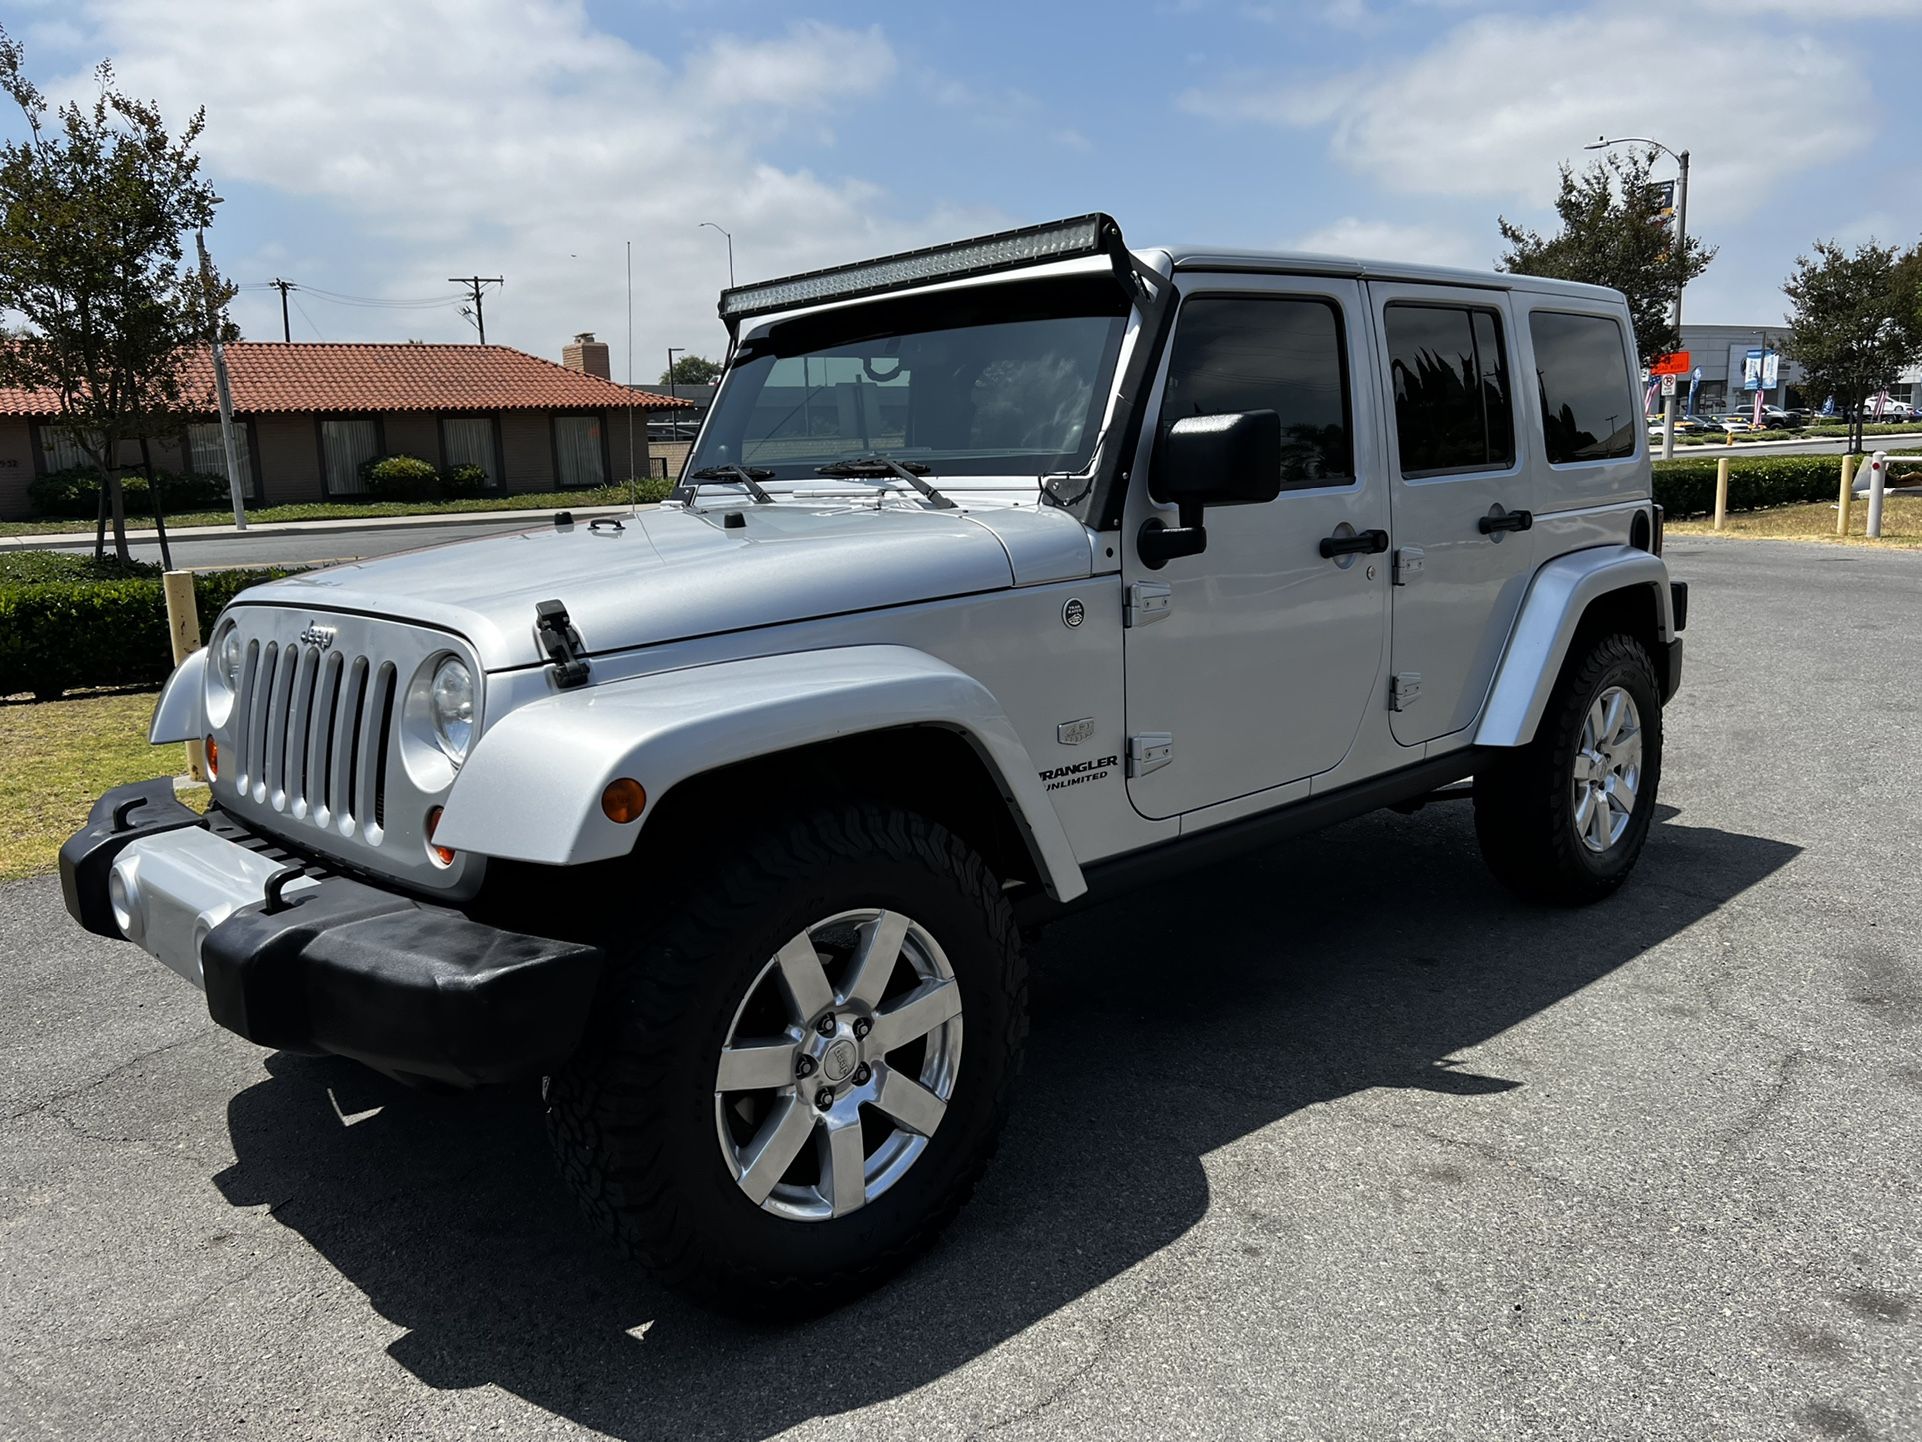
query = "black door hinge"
(535, 599, 591, 689)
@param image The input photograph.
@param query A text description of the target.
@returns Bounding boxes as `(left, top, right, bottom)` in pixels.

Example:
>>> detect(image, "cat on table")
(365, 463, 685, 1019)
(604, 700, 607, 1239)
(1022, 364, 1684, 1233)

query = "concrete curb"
(0, 502, 655, 553)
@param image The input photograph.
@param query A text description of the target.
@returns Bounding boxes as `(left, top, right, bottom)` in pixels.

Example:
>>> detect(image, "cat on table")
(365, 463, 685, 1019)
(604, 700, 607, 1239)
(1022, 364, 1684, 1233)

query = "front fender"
(149, 648, 207, 744)
(435, 644, 1087, 901)
(1475, 545, 1676, 749)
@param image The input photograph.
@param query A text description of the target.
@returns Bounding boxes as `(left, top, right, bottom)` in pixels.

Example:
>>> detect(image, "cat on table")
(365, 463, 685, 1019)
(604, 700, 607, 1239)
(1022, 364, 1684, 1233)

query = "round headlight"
(429, 657, 474, 762)
(216, 627, 245, 691)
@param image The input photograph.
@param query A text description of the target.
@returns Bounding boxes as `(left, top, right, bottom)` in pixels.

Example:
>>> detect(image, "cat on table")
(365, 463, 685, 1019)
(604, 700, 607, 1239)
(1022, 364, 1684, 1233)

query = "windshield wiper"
(814, 455, 956, 510)
(686, 464, 775, 504)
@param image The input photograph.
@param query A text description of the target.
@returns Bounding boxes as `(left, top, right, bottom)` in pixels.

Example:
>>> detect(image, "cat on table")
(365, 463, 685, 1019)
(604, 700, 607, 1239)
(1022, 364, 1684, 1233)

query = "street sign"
(1660, 374, 1678, 397)
(1650, 351, 1691, 376)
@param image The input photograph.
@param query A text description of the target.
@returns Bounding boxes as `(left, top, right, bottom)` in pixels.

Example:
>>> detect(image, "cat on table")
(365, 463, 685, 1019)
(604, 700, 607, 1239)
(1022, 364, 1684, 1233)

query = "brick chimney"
(562, 331, 610, 380)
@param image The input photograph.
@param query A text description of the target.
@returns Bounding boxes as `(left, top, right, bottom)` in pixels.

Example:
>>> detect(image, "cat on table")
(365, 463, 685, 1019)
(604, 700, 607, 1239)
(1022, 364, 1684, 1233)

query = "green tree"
(0, 28, 232, 560)
(1781, 240, 1922, 453)
(1497, 149, 1714, 365)
(659, 353, 722, 387)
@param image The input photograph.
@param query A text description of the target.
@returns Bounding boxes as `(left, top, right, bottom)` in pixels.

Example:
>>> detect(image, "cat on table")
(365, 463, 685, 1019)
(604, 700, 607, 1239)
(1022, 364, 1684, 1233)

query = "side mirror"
(1139, 410, 1282, 569)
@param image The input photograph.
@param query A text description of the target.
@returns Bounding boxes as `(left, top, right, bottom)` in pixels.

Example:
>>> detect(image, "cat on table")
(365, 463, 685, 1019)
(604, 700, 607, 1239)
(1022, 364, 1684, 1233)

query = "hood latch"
(535, 599, 591, 690)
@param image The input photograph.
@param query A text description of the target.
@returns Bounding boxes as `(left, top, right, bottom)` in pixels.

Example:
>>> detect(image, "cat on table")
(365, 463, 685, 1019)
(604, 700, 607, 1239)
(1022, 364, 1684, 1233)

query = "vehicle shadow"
(215, 802, 1798, 1440)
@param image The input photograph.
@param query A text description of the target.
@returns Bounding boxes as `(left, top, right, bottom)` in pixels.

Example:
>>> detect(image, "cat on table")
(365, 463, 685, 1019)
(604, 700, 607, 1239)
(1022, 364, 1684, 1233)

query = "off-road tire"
(545, 801, 1027, 1312)
(1474, 632, 1663, 905)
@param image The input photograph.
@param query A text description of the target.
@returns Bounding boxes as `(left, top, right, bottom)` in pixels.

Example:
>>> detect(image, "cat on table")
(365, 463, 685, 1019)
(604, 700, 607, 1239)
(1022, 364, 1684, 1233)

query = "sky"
(5, 0, 1919, 382)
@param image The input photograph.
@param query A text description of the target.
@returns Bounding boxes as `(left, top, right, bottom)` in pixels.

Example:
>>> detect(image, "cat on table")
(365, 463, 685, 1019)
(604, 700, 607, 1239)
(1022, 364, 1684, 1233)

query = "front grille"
(231, 640, 398, 841)
(210, 606, 477, 892)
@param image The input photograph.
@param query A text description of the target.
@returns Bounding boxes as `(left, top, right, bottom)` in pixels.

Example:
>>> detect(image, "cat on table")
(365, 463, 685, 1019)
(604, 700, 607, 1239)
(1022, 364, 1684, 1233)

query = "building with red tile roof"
(0, 336, 683, 517)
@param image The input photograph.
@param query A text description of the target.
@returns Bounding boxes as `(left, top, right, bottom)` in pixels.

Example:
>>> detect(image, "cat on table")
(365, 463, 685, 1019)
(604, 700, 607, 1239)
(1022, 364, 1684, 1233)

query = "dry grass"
(1670, 493, 1922, 549)
(0, 690, 204, 881)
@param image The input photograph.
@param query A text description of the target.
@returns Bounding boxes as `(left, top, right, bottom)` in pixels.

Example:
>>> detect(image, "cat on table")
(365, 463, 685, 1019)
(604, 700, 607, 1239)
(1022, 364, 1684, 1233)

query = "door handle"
(1478, 508, 1533, 535)
(1319, 528, 1390, 559)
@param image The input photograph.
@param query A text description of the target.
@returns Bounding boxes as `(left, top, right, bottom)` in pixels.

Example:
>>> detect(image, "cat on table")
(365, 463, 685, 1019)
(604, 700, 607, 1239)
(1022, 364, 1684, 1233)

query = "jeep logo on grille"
(298, 623, 336, 650)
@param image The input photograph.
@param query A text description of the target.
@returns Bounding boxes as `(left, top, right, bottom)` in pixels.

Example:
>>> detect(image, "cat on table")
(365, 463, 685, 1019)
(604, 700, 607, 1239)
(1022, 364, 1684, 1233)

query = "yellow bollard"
(1836, 454, 1858, 537)
(1713, 457, 1730, 531)
(160, 570, 206, 782)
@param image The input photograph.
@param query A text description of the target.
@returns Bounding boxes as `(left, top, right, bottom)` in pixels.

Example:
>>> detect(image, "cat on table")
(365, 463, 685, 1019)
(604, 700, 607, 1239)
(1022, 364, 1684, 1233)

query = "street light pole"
(698, 221, 735, 288)
(1588, 136, 1689, 461)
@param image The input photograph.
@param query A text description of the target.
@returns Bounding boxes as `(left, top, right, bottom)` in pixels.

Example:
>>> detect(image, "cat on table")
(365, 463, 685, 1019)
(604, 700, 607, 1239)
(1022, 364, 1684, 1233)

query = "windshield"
(690, 276, 1129, 481)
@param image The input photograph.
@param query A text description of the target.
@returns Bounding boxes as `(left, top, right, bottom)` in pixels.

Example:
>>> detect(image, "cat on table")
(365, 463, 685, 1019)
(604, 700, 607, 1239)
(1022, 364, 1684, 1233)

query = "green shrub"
(27, 465, 229, 519)
(362, 455, 441, 502)
(0, 567, 290, 701)
(444, 463, 489, 497)
(0, 552, 159, 585)
(1651, 455, 1851, 518)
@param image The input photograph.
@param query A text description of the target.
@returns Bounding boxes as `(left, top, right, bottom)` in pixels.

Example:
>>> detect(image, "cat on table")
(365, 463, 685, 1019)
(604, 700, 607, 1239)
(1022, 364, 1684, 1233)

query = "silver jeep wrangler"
(62, 214, 1685, 1309)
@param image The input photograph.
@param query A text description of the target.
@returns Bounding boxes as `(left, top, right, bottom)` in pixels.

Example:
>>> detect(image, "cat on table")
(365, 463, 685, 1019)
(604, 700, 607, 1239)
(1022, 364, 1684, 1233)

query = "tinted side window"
(1385, 303, 1514, 475)
(1161, 296, 1353, 488)
(1530, 311, 1637, 463)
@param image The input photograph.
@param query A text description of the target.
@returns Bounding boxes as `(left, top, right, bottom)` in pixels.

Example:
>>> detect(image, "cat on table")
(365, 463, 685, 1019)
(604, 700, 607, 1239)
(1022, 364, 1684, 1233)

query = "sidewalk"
(0, 501, 649, 553)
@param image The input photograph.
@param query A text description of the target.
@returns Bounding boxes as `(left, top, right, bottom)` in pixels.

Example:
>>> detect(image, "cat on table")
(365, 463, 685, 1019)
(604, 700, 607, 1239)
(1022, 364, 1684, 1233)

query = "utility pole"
(449, 275, 504, 344)
(197, 232, 248, 530)
(666, 347, 683, 410)
(268, 278, 295, 342)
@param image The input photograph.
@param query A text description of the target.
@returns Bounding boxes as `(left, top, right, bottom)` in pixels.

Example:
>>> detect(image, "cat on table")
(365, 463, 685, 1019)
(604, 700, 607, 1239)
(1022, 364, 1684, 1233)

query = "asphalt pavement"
(3, 537, 1919, 1440)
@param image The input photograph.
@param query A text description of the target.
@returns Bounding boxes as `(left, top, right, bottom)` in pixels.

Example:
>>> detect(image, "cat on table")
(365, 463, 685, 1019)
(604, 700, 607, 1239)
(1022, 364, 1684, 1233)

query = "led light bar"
(718, 213, 1118, 323)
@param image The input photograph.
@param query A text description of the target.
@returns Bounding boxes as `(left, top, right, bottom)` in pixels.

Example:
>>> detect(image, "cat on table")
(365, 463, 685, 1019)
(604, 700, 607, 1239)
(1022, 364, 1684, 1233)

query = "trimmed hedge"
(28, 465, 231, 519)
(0, 568, 289, 701)
(1651, 454, 1881, 519)
(362, 454, 441, 502)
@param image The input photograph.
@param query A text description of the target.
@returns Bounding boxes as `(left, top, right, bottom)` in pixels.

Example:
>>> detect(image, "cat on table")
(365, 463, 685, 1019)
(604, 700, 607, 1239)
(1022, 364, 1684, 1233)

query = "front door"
(1123, 275, 1389, 821)
(1368, 284, 1538, 746)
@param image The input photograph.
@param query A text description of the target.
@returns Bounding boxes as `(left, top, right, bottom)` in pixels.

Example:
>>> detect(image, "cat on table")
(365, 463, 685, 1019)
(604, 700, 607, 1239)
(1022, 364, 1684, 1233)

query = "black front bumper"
(61, 780, 605, 1087)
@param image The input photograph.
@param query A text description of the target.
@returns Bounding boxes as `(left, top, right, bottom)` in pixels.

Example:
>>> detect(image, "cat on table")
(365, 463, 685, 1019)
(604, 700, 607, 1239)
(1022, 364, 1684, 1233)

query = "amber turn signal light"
(204, 736, 219, 780)
(424, 806, 456, 866)
(601, 778, 646, 824)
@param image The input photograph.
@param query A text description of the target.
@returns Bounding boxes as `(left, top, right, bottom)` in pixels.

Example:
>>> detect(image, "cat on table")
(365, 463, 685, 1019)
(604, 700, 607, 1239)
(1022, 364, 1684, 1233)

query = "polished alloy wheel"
(714, 909, 964, 1222)
(1571, 685, 1642, 854)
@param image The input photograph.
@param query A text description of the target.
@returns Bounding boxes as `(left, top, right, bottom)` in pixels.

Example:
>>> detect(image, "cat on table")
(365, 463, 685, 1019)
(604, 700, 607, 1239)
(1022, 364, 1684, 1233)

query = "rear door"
(1122, 274, 1389, 820)
(1369, 285, 1537, 746)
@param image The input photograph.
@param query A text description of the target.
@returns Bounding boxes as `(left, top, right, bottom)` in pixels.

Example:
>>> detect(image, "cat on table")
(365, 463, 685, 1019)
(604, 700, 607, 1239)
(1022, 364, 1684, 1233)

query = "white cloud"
(683, 21, 894, 112)
(47, 1, 988, 371)
(1699, 0, 1916, 11)
(1291, 216, 1487, 268)
(1179, 9, 1871, 212)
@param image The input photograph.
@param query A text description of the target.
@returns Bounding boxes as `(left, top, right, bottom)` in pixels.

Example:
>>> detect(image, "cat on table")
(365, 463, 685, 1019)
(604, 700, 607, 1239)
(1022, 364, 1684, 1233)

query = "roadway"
(4, 536, 1919, 1440)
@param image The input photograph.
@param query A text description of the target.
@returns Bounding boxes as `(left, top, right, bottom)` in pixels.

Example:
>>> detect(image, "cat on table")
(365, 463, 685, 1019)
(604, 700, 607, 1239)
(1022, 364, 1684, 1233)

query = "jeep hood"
(232, 501, 1092, 670)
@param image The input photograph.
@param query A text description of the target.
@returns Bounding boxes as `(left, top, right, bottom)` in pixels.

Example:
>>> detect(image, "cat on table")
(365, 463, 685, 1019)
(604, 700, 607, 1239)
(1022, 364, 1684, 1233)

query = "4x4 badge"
(1057, 717, 1096, 746)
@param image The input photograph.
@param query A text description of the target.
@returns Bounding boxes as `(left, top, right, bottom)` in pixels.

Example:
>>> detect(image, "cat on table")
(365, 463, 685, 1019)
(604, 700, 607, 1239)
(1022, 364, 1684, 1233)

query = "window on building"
(1159, 295, 1354, 487)
(556, 415, 605, 488)
(441, 416, 499, 486)
(185, 422, 255, 491)
(320, 417, 380, 495)
(1385, 304, 1514, 475)
(1530, 312, 1637, 464)
(38, 426, 101, 472)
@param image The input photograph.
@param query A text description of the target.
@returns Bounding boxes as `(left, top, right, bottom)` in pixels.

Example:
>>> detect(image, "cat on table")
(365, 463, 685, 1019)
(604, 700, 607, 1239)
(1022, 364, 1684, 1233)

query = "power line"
(289, 292, 325, 341)
(448, 275, 503, 344)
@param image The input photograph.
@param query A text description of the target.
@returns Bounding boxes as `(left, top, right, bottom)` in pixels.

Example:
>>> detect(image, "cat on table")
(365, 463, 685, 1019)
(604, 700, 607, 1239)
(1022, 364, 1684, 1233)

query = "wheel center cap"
(821, 1037, 858, 1084)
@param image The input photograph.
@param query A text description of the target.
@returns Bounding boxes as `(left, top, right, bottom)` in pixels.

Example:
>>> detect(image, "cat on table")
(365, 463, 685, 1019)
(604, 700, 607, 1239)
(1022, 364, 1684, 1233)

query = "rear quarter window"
(1530, 311, 1638, 464)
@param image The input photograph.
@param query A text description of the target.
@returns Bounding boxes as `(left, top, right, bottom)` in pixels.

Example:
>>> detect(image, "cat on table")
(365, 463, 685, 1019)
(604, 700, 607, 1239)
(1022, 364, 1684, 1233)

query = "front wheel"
(1474, 631, 1664, 905)
(546, 803, 1027, 1311)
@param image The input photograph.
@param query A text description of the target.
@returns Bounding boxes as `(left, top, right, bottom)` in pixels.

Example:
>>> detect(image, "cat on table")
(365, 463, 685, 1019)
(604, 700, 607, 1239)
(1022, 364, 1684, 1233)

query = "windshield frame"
(687, 273, 1135, 504)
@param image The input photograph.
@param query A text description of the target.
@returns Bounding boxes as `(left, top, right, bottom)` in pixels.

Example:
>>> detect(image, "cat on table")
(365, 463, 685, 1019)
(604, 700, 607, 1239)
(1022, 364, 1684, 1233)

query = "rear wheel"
(546, 802, 1026, 1311)
(1474, 632, 1663, 905)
